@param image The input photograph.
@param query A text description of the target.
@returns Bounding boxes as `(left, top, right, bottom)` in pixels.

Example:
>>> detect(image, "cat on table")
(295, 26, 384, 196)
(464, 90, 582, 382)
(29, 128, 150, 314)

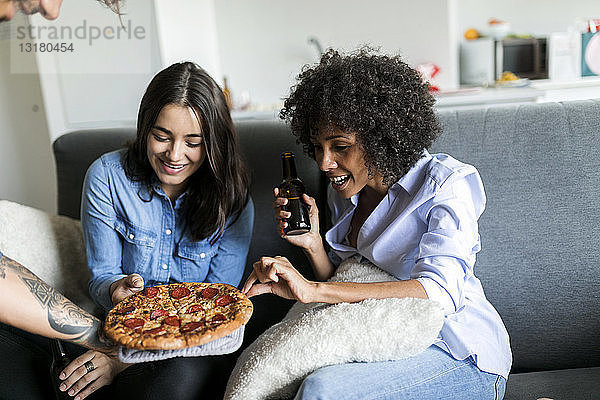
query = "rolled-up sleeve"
(81, 157, 126, 311)
(204, 196, 254, 288)
(411, 171, 485, 315)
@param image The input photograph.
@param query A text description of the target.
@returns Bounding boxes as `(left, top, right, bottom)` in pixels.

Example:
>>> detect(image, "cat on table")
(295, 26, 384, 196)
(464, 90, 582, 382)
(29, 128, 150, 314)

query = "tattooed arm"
(0, 254, 115, 352)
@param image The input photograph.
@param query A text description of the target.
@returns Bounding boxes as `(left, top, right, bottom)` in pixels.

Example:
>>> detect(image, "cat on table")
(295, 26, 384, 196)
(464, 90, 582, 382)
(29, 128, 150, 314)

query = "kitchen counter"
(231, 109, 280, 120)
(529, 76, 600, 90)
(531, 76, 600, 103)
(435, 76, 600, 110)
(230, 77, 600, 118)
(434, 87, 543, 109)
(232, 88, 546, 118)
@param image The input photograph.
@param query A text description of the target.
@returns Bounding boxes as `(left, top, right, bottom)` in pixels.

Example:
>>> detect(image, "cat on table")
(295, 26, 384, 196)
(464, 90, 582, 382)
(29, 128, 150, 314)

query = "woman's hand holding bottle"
(274, 188, 323, 255)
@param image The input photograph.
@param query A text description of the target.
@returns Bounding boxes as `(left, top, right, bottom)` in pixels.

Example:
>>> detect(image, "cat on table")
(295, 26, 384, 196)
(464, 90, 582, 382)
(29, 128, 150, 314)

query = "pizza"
(104, 282, 253, 350)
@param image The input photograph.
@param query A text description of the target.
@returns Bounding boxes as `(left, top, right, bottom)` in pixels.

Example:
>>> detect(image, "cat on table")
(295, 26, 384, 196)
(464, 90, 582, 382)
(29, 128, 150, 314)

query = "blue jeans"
(294, 345, 506, 400)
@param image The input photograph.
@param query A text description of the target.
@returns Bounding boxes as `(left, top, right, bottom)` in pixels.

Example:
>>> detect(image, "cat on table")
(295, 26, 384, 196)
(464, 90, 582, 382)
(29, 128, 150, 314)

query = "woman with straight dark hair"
(59, 62, 254, 399)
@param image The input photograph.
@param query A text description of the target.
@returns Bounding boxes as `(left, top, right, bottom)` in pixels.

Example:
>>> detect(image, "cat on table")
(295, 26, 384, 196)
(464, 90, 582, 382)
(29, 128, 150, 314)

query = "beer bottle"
(49, 339, 72, 400)
(223, 76, 233, 109)
(279, 152, 311, 235)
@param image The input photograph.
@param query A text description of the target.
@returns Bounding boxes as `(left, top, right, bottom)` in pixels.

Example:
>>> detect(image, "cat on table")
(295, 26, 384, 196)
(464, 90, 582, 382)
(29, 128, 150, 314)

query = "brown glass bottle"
(49, 339, 71, 400)
(279, 152, 311, 235)
(223, 76, 233, 109)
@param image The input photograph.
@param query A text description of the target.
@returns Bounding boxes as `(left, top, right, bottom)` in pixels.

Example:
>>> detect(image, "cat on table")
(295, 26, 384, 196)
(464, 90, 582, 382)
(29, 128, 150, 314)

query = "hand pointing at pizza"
(110, 273, 144, 305)
(242, 256, 317, 303)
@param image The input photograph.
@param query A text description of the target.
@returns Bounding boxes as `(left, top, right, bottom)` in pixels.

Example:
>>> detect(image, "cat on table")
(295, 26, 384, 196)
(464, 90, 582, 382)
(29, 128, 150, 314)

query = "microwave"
(495, 38, 548, 80)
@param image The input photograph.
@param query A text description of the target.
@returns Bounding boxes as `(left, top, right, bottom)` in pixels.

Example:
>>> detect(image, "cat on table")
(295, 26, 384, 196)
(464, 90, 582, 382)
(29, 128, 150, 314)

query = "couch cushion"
(505, 367, 600, 400)
(432, 100, 600, 372)
(235, 120, 323, 276)
(0, 200, 99, 316)
(53, 128, 135, 220)
(233, 120, 325, 345)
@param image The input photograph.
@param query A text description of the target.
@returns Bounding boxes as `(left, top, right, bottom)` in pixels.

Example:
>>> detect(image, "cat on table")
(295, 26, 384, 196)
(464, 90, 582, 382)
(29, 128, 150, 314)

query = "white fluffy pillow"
(224, 260, 444, 400)
(0, 200, 98, 315)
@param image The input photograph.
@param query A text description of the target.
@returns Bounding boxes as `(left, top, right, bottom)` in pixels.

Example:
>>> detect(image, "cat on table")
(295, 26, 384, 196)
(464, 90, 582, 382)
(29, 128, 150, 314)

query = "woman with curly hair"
(243, 48, 511, 399)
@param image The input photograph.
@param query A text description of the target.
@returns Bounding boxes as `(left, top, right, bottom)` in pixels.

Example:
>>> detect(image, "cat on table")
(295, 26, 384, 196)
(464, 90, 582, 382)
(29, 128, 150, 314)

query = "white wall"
(0, 14, 56, 213)
(0, 0, 162, 214)
(214, 0, 459, 107)
(32, 0, 162, 143)
(154, 0, 222, 80)
(457, 0, 599, 38)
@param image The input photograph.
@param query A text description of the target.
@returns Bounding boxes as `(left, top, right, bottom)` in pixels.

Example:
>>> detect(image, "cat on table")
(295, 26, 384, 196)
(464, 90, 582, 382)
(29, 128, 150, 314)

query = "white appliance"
(548, 31, 581, 80)
(460, 38, 495, 86)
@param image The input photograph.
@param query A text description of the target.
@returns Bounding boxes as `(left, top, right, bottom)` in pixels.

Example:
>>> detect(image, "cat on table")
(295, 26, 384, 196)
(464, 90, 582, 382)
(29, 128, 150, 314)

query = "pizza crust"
(185, 296, 253, 348)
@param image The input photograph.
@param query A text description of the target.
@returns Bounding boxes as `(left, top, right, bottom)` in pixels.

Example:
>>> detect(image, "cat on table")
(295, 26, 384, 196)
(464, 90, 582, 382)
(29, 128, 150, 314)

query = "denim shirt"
(81, 150, 254, 312)
(325, 150, 512, 379)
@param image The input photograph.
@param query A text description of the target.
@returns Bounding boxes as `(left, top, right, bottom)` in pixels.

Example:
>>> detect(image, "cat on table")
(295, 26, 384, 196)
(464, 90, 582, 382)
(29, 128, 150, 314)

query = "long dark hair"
(124, 62, 249, 243)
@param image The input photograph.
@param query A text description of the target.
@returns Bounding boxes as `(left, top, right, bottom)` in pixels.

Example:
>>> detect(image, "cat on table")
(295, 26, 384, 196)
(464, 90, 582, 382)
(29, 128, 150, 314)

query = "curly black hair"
(280, 47, 441, 185)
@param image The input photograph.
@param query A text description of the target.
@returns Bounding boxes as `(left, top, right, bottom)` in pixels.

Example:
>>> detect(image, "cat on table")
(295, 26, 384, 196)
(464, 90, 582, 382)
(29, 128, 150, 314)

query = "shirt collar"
(394, 149, 432, 196)
(347, 149, 431, 204)
(151, 175, 189, 206)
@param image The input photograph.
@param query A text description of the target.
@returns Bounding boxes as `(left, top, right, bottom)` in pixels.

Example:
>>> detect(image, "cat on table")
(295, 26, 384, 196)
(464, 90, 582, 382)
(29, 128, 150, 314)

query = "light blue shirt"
(325, 150, 512, 379)
(81, 150, 254, 312)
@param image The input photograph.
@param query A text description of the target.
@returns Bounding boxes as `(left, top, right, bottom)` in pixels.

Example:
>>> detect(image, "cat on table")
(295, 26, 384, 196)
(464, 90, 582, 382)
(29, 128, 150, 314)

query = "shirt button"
(129, 234, 135, 240)
(165, 229, 172, 235)
(200, 253, 206, 259)
(161, 264, 168, 270)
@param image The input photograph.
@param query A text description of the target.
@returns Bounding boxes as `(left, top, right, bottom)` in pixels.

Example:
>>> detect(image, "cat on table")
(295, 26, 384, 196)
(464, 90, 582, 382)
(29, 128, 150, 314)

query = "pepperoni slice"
(144, 287, 159, 298)
(150, 309, 169, 320)
(211, 314, 226, 323)
(124, 318, 145, 329)
(181, 322, 203, 333)
(163, 316, 180, 327)
(215, 295, 234, 307)
(170, 287, 191, 299)
(144, 326, 166, 335)
(186, 304, 203, 313)
(201, 287, 218, 299)
(117, 306, 135, 315)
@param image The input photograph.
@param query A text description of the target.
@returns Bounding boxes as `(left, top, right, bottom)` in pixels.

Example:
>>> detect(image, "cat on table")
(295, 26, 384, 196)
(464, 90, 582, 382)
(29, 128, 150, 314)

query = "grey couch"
(53, 100, 600, 399)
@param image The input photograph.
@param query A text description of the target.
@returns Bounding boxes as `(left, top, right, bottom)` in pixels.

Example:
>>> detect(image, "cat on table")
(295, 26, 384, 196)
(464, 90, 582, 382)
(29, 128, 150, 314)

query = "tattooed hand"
(0, 255, 115, 351)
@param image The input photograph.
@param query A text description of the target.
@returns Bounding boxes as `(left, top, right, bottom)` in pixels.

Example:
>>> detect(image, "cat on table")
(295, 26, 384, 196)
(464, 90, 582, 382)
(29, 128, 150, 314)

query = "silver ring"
(84, 360, 95, 373)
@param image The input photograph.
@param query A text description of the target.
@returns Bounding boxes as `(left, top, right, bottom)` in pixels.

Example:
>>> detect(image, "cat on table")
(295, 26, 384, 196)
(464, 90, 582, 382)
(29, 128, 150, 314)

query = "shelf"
(530, 76, 600, 90)
(435, 87, 543, 108)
